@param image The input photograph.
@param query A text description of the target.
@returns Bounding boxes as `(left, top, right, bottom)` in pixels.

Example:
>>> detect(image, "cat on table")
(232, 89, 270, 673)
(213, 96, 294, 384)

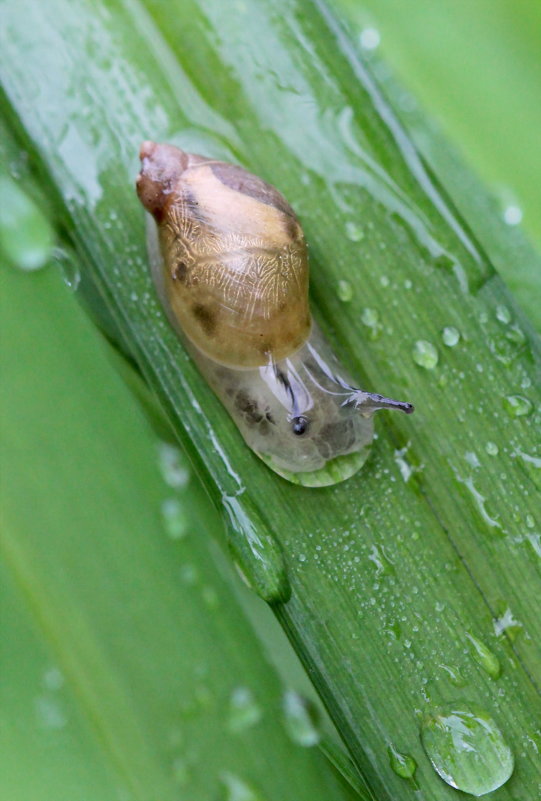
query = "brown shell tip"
(136, 141, 187, 219)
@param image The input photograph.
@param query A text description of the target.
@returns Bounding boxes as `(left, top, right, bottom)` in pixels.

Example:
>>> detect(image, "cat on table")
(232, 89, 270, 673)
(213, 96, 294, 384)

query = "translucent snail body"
(137, 142, 413, 486)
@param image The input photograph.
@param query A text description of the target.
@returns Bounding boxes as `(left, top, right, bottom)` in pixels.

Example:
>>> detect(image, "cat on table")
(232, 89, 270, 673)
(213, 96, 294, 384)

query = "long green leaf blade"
(1, 0, 540, 797)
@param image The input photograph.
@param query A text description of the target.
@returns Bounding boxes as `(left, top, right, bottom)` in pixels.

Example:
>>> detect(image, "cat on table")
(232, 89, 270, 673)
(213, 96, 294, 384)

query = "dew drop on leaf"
(282, 689, 321, 747)
(336, 279, 353, 302)
(388, 744, 417, 778)
(465, 633, 501, 679)
(221, 773, 264, 801)
(412, 340, 439, 369)
(503, 395, 533, 418)
(345, 220, 364, 241)
(421, 704, 514, 796)
(485, 442, 499, 457)
(441, 326, 460, 347)
(227, 687, 262, 733)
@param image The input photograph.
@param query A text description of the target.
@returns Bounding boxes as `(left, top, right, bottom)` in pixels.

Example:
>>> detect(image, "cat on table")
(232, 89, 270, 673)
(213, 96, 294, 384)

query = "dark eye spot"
(292, 415, 310, 436)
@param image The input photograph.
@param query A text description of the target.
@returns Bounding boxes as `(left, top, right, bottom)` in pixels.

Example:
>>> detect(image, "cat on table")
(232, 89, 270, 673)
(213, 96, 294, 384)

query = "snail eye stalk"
(292, 416, 310, 436)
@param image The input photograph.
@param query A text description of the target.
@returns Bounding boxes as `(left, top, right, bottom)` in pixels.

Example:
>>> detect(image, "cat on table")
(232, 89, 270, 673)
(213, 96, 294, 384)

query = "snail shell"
(137, 142, 413, 486)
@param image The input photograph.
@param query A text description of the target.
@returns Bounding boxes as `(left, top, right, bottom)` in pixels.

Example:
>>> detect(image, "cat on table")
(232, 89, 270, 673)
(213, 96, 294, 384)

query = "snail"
(136, 142, 413, 486)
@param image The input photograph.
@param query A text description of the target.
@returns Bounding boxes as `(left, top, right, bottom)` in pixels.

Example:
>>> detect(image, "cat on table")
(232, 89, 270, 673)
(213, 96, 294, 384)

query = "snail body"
(137, 142, 413, 486)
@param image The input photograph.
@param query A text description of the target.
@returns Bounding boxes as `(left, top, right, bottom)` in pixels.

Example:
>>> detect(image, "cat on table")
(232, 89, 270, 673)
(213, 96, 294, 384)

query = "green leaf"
(1, 0, 540, 799)
(0, 263, 363, 801)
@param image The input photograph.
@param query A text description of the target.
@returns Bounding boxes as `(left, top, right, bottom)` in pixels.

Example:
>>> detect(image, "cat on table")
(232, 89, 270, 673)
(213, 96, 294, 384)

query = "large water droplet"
(421, 704, 514, 796)
(485, 442, 499, 457)
(412, 339, 438, 369)
(227, 687, 262, 733)
(442, 326, 460, 347)
(503, 395, 533, 418)
(222, 495, 290, 602)
(466, 633, 501, 679)
(0, 174, 54, 271)
(388, 744, 417, 779)
(493, 607, 522, 642)
(220, 772, 264, 801)
(336, 279, 353, 302)
(282, 690, 321, 747)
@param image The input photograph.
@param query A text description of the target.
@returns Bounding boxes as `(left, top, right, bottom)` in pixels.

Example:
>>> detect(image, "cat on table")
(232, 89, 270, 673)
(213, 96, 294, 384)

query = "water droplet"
(51, 247, 81, 291)
(493, 608, 522, 642)
(359, 27, 381, 50)
(439, 664, 467, 687)
(42, 666, 64, 691)
(345, 220, 364, 241)
(157, 442, 190, 489)
(222, 495, 290, 603)
(495, 305, 511, 325)
(442, 326, 460, 347)
(388, 744, 417, 779)
(161, 498, 188, 540)
(0, 174, 54, 271)
(466, 633, 501, 679)
(421, 704, 514, 796)
(220, 772, 263, 801)
(380, 275, 390, 287)
(282, 690, 321, 747)
(412, 340, 438, 369)
(367, 544, 395, 576)
(227, 687, 262, 733)
(336, 279, 353, 302)
(503, 395, 533, 418)
(35, 696, 67, 729)
(525, 514, 535, 529)
(360, 307, 383, 340)
(485, 442, 499, 457)
(503, 205, 522, 226)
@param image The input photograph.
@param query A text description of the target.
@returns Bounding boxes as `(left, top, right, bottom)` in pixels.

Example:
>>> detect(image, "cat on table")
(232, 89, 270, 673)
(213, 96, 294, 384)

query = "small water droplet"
(0, 174, 54, 271)
(466, 633, 501, 679)
(380, 274, 390, 287)
(525, 513, 535, 529)
(503, 395, 533, 418)
(42, 666, 64, 691)
(345, 220, 364, 241)
(503, 205, 522, 226)
(439, 664, 467, 687)
(336, 279, 353, 302)
(157, 442, 190, 489)
(421, 704, 514, 796)
(35, 696, 67, 729)
(412, 340, 439, 369)
(493, 608, 522, 642)
(359, 27, 381, 50)
(227, 687, 262, 733)
(161, 498, 188, 540)
(52, 247, 81, 291)
(367, 544, 395, 576)
(485, 442, 499, 457)
(495, 305, 511, 325)
(388, 744, 417, 779)
(180, 564, 198, 585)
(360, 307, 383, 340)
(282, 690, 321, 747)
(220, 772, 263, 801)
(442, 326, 460, 347)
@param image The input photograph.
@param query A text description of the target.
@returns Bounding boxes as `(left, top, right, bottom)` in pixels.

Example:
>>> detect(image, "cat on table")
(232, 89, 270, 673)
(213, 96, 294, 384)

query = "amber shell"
(136, 142, 310, 368)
